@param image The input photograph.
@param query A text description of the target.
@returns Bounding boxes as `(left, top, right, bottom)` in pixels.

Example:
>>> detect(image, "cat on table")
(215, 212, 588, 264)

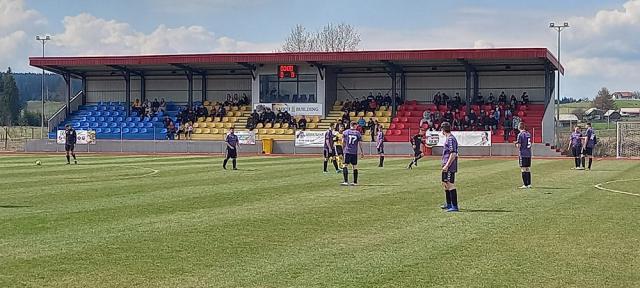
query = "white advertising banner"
(235, 131, 256, 145)
(56, 130, 97, 145)
(254, 103, 323, 116)
(425, 131, 491, 147)
(295, 130, 326, 147)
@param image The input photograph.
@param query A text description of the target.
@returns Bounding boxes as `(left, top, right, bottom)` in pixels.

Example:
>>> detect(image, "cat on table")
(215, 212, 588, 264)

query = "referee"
(223, 127, 239, 170)
(64, 124, 78, 165)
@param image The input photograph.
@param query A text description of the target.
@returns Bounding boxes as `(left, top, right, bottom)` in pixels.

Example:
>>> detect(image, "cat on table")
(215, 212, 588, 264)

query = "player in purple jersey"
(223, 127, 239, 170)
(581, 122, 596, 170)
(376, 124, 385, 167)
(439, 122, 460, 212)
(568, 126, 584, 170)
(341, 122, 365, 186)
(323, 124, 340, 173)
(515, 122, 532, 188)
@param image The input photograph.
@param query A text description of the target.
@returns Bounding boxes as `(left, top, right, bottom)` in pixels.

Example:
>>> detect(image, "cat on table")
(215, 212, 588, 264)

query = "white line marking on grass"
(120, 166, 159, 179)
(594, 179, 640, 197)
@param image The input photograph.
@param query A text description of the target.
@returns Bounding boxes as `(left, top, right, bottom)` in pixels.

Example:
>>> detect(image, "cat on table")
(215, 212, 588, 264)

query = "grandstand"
(29, 48, 563, 154)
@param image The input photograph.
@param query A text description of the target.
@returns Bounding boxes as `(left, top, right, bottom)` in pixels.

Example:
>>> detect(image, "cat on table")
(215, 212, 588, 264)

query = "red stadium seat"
(393, 130, 402, 136)
(408, 100, 417, 106)
(398, 105, 406, 111)
(385, 129, 394, 136)
(392, 118, 400, 123)
(389, 123, 397, 129)
(519, 105, 528, 111)
(400, 117, 408, 123)
(518, 111, 526, 117)
(404, 111, 412, 117)
(397, 123, 406, 129)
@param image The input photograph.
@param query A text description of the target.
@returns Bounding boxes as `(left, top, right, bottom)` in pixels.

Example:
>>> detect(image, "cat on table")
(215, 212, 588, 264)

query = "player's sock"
(588, 158, 593, 170)
(323, 160, 328, 172)
(574, 158, 580, 168)
(332, 159, 339, 171)
(450, 189, 458, 207)
(353, 169, 358, 184)
(72, 153, 76, 160)
(232, 159, 237, 169)
(407, 160, 413, 168)
(343, 167, 349, 183)
(445, 190, 451, 207)
(521, 172, 527, 185)
(223, 158, 228, 169)
(379, 156, 384, 167)
(525, 172, 532, 186)
(581, 157, 586, 168)
(66, 155, 70, 163)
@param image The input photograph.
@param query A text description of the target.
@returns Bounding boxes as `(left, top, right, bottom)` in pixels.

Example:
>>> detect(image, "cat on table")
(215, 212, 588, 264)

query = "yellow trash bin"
(262, 138, 274, 154)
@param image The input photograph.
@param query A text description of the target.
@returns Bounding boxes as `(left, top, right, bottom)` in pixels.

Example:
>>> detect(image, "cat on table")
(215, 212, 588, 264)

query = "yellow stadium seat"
(259, 129, 268, 134)
(312, 116, 320, 123)
(267, 129, 276, 134)
(203, 101, 211, 106)
(275, 129, 285, 135)
(202, 128, 211, 134)
(222, 117, 230, 122)
(357, 111, 365, 117)
(334, 100, 343, 106)
(256, 123, 264, 129)
(193, 122, 200, 128)
(230, 117, 237, 122)
(375, 111, 384, 117)
(286, 129, 294, 135)
(231, 106, 239, 111)
(273, 123, 281, 128)
(224, 123, 233, 128)
(211, 128, 219, 134)
(384, 111, 392, 117)
(308, 123, 317, 129)
(379, 106, 387, 111)
(203, 117, 211, 122)
(265, 123, 273, 128)
(195, 128, 203, 134)
(282, 123, 289, 129)
(366, 112, 374, 117)
(349, 112, 356, 117)
(226, 111, 233, 117)
(213, 123, 222, 128)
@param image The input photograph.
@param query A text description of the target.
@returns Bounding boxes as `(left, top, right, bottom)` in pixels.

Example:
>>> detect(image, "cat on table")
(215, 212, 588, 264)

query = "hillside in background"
(13, 73, 81, 103)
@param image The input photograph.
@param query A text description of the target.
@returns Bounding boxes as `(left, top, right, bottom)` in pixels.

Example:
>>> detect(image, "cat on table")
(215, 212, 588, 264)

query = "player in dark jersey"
(568, 126, 584, 170)
(64, 124, 78, 164)
(376, 124, 385, 167)
(582, 122, 596, 170)
(323, 124, 340, 173)
(515, 122, 532, 188)
(341, 122, 364, 186)
(439, 122, 459, 212)
(407, 129, 425, 169)
(223, 127, 239, 170)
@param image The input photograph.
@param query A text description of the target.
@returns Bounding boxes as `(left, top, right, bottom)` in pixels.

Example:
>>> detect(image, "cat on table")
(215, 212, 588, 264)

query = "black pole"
(81, 76, 87, 106)
(187, 72, 194, 107)
(201, 74, 207, 102)
(465, 67, 472, 115)
(140, 75, 146, 102)
(391, 71, 397, 116)
(65, 73, 71, 116)
(125, 72, 131, 116)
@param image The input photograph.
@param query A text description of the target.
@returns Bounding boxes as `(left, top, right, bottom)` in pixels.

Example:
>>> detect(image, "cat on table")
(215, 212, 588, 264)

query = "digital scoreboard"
(278, 65, 297, 79)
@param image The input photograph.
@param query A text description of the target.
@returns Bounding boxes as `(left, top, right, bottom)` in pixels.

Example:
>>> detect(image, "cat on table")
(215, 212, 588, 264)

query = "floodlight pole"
(550, 22, 568, 148)
(36, 35, 51, 139)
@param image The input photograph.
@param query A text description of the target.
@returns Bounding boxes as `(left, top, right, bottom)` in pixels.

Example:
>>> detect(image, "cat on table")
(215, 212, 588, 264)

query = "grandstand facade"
(29, 48, 563, 151)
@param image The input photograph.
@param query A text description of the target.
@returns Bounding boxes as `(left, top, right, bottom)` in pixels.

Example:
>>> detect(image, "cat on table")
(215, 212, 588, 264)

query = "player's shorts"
(65, 143, 75, 152)
(572, 146, 582, 157)
(226, 147, 237, 158)
(519, 156, 531, 168)
(335, 145, 344, 156)
(441, 171, 456, 183)
(344, 153, 358, 166)
(377, 146, 384, 154)
(582, 147, 593, 156)
(323, 148, 336, 159)
(414, 148, 422, 157)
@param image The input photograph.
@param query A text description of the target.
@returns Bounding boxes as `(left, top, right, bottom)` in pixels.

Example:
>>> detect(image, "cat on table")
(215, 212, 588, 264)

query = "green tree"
(593, 87, 615, 111)
(0, 68, 22, 125)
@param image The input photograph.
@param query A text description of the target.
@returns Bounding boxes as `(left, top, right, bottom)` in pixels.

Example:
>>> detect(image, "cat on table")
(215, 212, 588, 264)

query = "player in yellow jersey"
(333, 124, 345, 173)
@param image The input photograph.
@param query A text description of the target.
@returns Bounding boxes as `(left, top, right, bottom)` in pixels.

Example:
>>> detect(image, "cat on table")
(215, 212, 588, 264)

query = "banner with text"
(254, 103, 323, 116)
(425, 131, 491, 147)
(56, 130, 97, 145)
(235, 131, 256, 145)
(295, 130, 326, 147)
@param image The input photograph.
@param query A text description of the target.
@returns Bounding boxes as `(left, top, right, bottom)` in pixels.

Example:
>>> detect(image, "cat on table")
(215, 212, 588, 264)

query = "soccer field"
(1, 155, 639, 287)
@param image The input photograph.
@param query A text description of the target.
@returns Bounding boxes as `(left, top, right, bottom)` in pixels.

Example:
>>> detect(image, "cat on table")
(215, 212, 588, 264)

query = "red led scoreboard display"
(278, 65, 297, 79)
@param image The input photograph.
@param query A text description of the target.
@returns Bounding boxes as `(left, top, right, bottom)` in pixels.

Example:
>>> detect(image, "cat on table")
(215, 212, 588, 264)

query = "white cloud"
(0, 0, 46, 71)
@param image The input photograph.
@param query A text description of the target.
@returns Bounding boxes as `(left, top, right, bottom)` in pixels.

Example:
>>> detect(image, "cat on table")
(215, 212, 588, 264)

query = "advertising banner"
(235, 131, 256, 145)
(254, 103, 323, 116)
(56, 130, 97, 145)
(425, 131, 491, 147)
(294, 130, 326, 147)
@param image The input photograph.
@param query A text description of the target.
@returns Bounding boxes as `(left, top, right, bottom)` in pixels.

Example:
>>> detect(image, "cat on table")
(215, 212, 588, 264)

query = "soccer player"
(323, 124, 340, 173)
(439, 122, 459, 212)
(582, 122, 596, 170)
(568, 126, 584, 170)
(334, 125, 345, 172)
(515, 122, 532, 188)
(341, 121, 365, 186)
(223, 127, 239, 170)
(64, 124, 78, 165)
(407, 129, 425, 169)
(376, 124, 385, 167)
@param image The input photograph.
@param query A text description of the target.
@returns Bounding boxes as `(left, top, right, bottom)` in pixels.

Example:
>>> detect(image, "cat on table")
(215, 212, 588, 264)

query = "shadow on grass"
(462, 209, 512, 213)
(534, 186, 570, 190)
(0, 205, 31, 208)
(356, 184, 402, 187)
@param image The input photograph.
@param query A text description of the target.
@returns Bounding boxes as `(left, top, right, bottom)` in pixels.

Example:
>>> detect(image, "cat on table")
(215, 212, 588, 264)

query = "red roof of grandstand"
(30, 48, 563, 74)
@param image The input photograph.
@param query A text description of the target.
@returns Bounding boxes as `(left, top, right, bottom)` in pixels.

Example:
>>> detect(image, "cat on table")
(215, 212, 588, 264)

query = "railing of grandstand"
(48, 91, 83, 132)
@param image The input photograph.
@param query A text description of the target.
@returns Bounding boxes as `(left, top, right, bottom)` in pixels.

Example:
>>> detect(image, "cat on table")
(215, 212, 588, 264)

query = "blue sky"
(3, 0, 639, 99)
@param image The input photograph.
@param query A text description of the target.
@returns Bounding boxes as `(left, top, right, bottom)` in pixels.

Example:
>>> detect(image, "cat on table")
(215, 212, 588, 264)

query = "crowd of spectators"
(341, 92, 403, 114)
(336, 112, 380, 141)
(132, 98, 166, 119)
(245, 108, 309, 130)
(432, 91, 530, 108)
(224, 93, 250, 107)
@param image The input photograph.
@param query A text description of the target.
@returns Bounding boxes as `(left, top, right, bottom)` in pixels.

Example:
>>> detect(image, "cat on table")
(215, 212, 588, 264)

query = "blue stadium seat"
(100, 106, 108, 111)
(118, 106, 125, 111)
(106, 117, 114, 122)
(143, 117, 150, 122)
(103, 111, 111, 117)
(91, 106, 98, 111)
(112, 128, 121, 134)
(131, 111, 138, 117)
(95, 128, 103, 133)
(160, 128, 167, 134)
(116, 117, 123, 122)
(98, 117, 105, 122)
(81, 122, 90, 128)
(90, 123, 99, 128)
(131, 128, 139, 133)
(103, 128, 112, 134)
(128, 122, 136, 128)
(122, 128, 130, 134)
(94, 111, 102, 117)
(112, 111, 120, 117)
(100, 122, 109, 128)
(72, 122, 81, 128)
(125, 117, 134, 122)
(88, 117, 96, 122)
(140, 128, 148, 133)
(145, 122, 153, 128)
(151, 116, 159, 122)
(109, 122, 118, 128)
(137, 122, 145, 128)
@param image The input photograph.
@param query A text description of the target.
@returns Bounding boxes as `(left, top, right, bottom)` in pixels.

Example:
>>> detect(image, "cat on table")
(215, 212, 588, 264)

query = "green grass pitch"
(1, 155, 639, 287)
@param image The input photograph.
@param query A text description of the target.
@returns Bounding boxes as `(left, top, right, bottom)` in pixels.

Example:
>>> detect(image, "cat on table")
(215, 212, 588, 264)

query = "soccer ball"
(35, 160, 41, 166)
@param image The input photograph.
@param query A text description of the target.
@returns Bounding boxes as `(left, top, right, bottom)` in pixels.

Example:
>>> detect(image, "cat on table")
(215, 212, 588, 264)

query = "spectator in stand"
(240, 93, 249, 106)
(163, 115, 172, 128)
(433, 92, 442, 106)
(367, 118, 376, 141)
(432, 111, 442, 130)
(383, 93, 392, 107)
(367, 92, 375, 101)
(152, 98, 160, 112)
(375, 92, 383, 105)
(452, 116, 462, 131)
(176, 122, 185, 140)
(368, 99, 378, 112)
(265, 108, 276, 125)
(488, 93, 496, 105)
(452, 93, 463, 110)
(441, 93, 450, 107)
(475, 92, 484, 105)
(357, 116, 366, 128)
(225, 94, 232, 104)
(493, 108, 501, 125)
(394, 93, 403, 107)
(185, 122, 193, 140)
(246, 116, 256, 130)
(341, 112, 350, 127)
(521, 92, 529, 105)
(216, 106, 226, 122)
(512, 115, 522, 136)
(468, 109, 478, 129)
(167, 121, 176, 140)
(360, 98, 369, 113)
(159, 98, 166, 113)
(232, 93, 239, 106)
(510, 94, 518, 108)
(488, 110, 498, 134)
(250, 109, 259, 122)
(462, 115, 471, 131)
(443, 109, 454, 124)
(188, 108, 197, 123)
(504, 106, 513, 119)
(503, 114, 513, 142)
(298, 116, 307, 131)
(289, 116, 298, 129)
(276, 109, 285, 125)
(283, 110, 292, 126)
(498, 91, 507, 105)
(342, 100, 352, 112)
